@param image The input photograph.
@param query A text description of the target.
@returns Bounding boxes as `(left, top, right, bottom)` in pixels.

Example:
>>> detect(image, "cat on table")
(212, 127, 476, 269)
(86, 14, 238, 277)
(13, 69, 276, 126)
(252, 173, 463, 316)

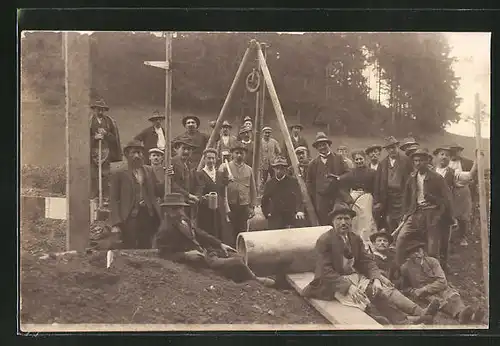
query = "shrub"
(21, 164, 66, 195)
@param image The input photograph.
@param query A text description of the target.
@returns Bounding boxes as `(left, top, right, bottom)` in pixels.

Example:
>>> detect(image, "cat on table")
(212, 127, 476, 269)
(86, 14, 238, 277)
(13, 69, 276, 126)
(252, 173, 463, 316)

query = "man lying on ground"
(302, 202, 440, 326)
(153, 193, 275, 287)
(399, 241, 486, 325)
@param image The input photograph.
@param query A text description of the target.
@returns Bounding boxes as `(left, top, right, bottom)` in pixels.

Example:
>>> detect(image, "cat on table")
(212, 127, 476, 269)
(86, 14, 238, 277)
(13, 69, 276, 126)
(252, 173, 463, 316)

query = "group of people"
(89, 99, 485, 326)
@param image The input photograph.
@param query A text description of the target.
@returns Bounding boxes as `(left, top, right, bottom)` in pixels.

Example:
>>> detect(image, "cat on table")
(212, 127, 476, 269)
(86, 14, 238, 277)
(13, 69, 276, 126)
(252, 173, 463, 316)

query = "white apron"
(350, 190, 378, 249)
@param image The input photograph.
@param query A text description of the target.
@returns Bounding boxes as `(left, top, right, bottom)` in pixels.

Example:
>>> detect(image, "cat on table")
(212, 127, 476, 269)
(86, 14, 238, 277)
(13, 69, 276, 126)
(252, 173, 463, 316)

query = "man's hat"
(369, 229, 393, 244)
(239, 125, 252, 135)
(123, 139, 144, 153)
(160, 193, 190, 207)
(221, 120, 232, 128)
(365, 144, 382, 155)
(399, 137, 419, 151)
(182, 115, 201, 128)
(312, 132, 332, 148)
(90, 99, 109, 110)
(449, 143, 464, 152)
(149, 148, 164, 155)
(243, 116, 253, 123)
(433, 146, 451, 156)
(172, 136, 198, 148)
(203, 147, 218, 156)
(290, 124, 304, 130)
(328, 202, 357, 219)
(404, 240, 426, 258)
(209, 120, 216, 128)
(148, 110, 165, 122)
(405, 147, 419, 157)
(271, 156, 288, 167)
(262, 126, 272, 133)
(230, 142, 248, 153)
(410, 148, 433, 161)
(383, 136, 400, 149)
(295, 146, 308, 153)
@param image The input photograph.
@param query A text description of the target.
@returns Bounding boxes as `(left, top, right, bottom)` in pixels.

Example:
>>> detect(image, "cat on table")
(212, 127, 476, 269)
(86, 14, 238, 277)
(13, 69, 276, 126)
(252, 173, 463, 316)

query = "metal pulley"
(245, 68, 261, 93)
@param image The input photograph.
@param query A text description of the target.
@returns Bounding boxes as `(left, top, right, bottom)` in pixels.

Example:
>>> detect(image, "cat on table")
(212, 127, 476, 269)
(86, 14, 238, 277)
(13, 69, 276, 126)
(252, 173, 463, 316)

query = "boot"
(255, 276, 276, 287)
(458, 306, 475, 324)
(421, 299, 440, 317)
(472, 308, 486, 324)
(409, 299, 440, 325)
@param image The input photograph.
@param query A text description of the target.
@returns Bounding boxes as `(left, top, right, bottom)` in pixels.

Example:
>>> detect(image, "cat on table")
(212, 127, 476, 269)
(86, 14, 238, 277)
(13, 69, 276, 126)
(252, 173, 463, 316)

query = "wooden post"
(257, 46, 319, 226)
(197, 42, 255, 171)
(474, 93, 489, 305)
(252, 42, 267, 190)
(64, 32, 91, 251)
(163, 32, 173, 197)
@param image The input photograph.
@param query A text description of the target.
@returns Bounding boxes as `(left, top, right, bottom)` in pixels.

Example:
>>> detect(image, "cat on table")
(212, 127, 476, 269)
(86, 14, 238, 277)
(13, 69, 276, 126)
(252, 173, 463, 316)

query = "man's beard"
(129, 157, 143, 167)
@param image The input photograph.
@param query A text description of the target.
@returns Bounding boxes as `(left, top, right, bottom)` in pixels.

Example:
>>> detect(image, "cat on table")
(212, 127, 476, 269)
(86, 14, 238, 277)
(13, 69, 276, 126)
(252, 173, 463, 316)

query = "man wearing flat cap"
(261, 156, 305, 229)
(396, 148, 454, 268)
(148, 147, 165, 188)
(176, 115, 209, 169)
(89, 98, 122, 200)
(303, 202, 440, 326)
(238, 125, 254, 167)
(287, 146, 310, 181)
(282, 124, 309, 164)
(373, 136, 413, 234)
(133, 110, 166, 165)
(109, 140, 162, 249)
(306, 132, 350, 226)
(226, 142, 257, 244)
(215, 120, 238, 164)
(260, 126, 282, 188)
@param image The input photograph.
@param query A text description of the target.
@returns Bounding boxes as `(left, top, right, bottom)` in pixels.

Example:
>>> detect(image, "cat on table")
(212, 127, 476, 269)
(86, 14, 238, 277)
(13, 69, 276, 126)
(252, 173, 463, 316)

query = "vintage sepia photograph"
(19, 31, 491, 332)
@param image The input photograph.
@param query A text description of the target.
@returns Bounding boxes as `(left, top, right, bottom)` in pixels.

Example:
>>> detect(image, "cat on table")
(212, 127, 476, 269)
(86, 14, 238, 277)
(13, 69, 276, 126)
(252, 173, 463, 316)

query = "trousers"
(395, 206, 443, 266)
(90, 160, 110, 199)
(267, 212, 296, 230)
(205, 252, 255, 283)
(229, 204, 250, 243)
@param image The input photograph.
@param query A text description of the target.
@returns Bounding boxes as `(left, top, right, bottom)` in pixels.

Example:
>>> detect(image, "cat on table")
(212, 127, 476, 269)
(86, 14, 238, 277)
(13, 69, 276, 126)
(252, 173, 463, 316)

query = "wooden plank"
(64, 32, 91, 251)
(286, 272, 382, 328)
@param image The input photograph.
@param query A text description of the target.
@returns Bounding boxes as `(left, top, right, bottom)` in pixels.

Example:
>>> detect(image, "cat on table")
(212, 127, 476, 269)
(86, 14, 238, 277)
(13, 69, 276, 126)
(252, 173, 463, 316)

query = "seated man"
(399, 241, 485, 325)
(153, 193, 275, 287)
(302, 202, 440, 326)
(370, 230, 399, 282)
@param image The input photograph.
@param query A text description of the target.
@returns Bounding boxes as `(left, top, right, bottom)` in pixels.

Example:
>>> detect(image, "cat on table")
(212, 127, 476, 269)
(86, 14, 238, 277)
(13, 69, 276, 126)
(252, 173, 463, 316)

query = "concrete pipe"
(236, 226, 332, 277)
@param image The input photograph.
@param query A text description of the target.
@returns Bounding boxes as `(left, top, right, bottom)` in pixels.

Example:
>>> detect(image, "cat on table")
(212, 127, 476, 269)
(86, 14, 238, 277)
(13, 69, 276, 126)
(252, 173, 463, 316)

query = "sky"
(22, 31, 491, 138)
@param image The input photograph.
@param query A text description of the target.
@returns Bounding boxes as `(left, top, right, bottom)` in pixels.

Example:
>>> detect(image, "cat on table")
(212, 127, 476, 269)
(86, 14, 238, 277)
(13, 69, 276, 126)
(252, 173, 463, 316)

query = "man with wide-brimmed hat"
(152, 193, 275, 287)
(302, 202, 440, 326)
(176, 115, 209, 169)
(369, 230, 397, 281)
(133, 110, 166, 165)
(89, 98, 122, 200)
(168, 136, 200, 217)
(396, 148, 454, 268)
(399, 240, 485, 325)
(261, 156, 304, 229)
(215, 120, 238, 164)
(237, 125, 254, 167)
(365, 144, 383, 171)
(260, 126, 282, 187)
(109, 140, 162, 249)
(373, 136, 413, 234)
(447, 143, 477, 247)
(400, 137, 420, 157)
(226, 142, 257, 244)
(306, 132, 350, 226)
(194, 147, 231, 243)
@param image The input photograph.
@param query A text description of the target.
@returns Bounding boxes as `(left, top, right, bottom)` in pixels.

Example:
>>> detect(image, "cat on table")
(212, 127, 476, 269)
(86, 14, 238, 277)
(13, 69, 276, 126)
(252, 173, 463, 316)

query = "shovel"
(96, 138, 110, 221)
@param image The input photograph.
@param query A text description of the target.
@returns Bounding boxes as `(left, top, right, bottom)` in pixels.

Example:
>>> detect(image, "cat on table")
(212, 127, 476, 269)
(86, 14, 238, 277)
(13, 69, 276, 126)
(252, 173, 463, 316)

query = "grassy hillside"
(21, 102, 491, 168)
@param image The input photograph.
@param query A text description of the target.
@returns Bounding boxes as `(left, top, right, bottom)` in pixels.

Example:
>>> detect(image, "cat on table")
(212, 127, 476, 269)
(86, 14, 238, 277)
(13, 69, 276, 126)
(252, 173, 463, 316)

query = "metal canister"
(207, 192, 218, 210)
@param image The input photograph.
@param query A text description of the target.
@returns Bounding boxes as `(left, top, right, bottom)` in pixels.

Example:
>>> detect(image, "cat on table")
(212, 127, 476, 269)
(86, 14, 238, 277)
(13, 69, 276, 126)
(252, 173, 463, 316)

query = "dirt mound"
(20, 251, 326, 324)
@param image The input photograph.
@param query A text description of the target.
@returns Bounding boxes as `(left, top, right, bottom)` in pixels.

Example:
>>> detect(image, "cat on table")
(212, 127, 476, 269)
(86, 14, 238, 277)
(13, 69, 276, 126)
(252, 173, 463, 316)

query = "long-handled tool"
(98, 139, 103, 209)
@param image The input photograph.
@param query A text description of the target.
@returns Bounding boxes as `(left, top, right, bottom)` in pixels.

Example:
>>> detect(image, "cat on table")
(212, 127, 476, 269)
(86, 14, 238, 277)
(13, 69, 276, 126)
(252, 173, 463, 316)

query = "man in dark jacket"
(133, 110, 166, 165)
(373, 136, 413, 234)
(287, 146, 310, 181)
(395, 149, 454, 267)
(175, 115, 209, 169)
(302, 203, 440, 325)
(109, 140, 161, 249)
(306, 132, 350, 226)
(89, 99, 122, 200)
(261, 157, 305, 229)
(369, 230, 398, 282)
(283, 124, 309, 164)
(153, 193, 275, 287)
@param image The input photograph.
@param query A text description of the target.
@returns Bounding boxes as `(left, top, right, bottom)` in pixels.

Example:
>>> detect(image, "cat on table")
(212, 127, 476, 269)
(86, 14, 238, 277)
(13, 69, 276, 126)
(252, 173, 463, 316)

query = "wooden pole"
(474, 93, 489, 305)
(197, 42, 255, 171)
(256, 46, 319, 226)
(252, 78, 261, 180)
(163, 32, 173, 197)
(64, 32, 91, 251)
